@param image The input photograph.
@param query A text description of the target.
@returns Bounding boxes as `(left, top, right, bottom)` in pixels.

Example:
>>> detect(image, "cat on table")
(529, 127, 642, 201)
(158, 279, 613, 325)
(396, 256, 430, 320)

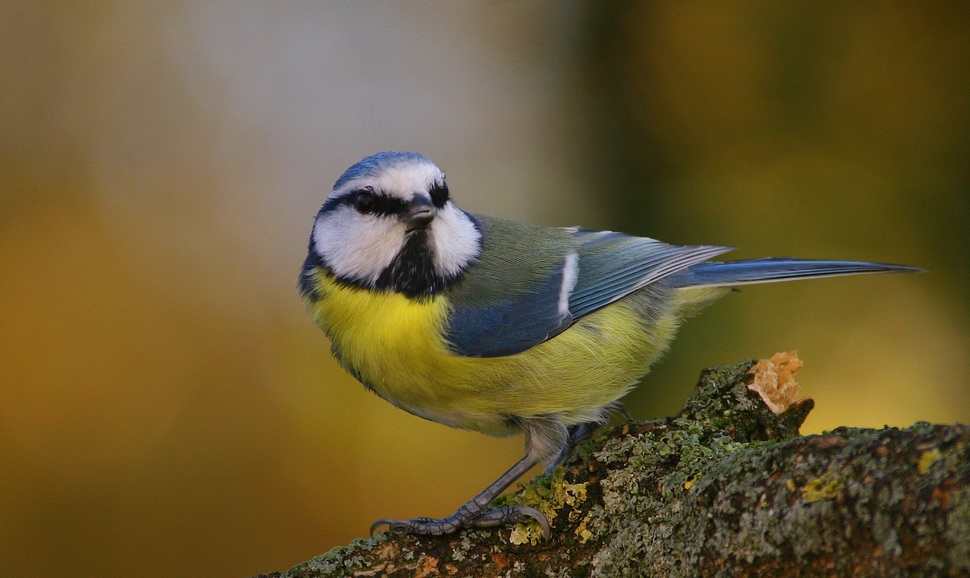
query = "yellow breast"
(305, 272, 485, 426)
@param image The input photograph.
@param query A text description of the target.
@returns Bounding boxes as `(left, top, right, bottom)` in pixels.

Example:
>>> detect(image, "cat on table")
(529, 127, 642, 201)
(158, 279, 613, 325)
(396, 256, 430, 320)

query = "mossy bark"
(255, 360, 969, 577)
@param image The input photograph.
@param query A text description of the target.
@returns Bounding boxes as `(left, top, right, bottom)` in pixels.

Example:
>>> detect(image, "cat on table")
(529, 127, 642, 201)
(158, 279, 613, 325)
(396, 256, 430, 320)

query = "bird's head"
(308, 152, 481, 298)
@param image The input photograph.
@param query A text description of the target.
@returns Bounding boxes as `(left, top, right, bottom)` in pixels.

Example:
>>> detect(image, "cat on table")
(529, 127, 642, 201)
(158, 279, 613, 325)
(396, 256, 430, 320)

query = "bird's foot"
(371, 504, 550, 539)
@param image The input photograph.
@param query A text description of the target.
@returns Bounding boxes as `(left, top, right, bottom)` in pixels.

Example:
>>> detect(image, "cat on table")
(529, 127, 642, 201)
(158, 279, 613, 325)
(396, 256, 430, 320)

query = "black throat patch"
(374, 229, 452, 299)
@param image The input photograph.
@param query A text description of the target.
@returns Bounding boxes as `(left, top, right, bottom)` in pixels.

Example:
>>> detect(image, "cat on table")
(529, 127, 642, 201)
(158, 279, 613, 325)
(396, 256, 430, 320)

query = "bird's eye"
(353, 190, 375, 214)
(429, 182, 449, 208)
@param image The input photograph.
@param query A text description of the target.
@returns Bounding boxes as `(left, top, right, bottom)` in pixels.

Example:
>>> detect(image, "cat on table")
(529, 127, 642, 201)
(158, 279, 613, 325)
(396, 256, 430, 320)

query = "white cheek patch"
(313, 207, 406, 285)
(429, 204, 482, 278)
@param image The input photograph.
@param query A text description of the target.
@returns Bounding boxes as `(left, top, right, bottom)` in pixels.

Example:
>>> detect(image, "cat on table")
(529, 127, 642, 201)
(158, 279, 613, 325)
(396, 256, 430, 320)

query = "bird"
(299, 151, 921, 538)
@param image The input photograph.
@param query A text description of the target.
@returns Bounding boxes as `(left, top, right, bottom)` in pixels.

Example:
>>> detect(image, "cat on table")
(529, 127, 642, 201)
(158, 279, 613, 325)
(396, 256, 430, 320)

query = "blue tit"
(299, 151, 921, 538)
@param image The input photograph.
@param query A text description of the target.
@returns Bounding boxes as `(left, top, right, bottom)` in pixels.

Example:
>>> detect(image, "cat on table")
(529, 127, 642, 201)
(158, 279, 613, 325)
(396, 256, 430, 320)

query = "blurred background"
(2, 2, 968, 576)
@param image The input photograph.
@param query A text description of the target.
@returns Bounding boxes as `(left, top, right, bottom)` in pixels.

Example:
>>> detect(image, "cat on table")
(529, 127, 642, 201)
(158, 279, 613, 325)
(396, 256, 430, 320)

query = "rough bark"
(254, 357, 969, 577)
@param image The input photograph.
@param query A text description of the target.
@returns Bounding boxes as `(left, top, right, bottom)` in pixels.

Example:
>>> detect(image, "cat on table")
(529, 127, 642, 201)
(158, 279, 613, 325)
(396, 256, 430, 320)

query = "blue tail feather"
(671, 258, 924, 288)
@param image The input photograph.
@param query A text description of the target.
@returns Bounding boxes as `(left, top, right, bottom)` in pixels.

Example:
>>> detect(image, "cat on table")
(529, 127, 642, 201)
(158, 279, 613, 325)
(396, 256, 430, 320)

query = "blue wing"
(567, 229, 732, 318)
(443, 217, 729, 358)
(444, 253, 576, 358)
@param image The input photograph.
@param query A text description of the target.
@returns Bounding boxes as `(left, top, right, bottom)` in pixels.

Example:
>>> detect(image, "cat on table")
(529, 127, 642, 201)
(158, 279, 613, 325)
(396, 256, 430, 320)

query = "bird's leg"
(545, 402, 633, 471)
(372, 418, 567, 539)
(371, 453, 550, 539)
(544, 423, 594, 472)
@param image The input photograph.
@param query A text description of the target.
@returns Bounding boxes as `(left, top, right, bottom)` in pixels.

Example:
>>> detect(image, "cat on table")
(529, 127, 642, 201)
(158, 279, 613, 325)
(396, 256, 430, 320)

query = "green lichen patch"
(497, 466, 592, 545)
(918, 447, 943, 475)
(799, 471, 846, 502)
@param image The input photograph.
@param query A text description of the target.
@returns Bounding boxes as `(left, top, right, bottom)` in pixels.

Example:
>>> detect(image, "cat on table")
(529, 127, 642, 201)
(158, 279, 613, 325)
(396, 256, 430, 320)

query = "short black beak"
(402, 196, 435, 230)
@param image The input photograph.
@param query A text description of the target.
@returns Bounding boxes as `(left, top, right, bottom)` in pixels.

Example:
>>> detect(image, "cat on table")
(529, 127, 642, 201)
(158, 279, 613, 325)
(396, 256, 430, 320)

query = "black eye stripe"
(357, 192, 407, 216)
(320, 191, 409, 217)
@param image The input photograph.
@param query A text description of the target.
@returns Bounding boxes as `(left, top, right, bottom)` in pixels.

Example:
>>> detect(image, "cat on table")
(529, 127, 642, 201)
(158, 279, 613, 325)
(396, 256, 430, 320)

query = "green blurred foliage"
(1, 2, 967, 577)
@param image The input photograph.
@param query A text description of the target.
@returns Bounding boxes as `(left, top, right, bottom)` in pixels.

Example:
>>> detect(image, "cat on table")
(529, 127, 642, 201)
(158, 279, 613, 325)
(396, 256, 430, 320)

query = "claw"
(466, 505, 550, 540)
(370, 519, 390, 537)
(521, 506, 551, 540)
(370, 518, 407, 537)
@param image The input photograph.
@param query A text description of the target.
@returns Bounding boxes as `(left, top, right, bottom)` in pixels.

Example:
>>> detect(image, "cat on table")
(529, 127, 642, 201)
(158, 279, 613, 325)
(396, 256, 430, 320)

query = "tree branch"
(255, 355, 969, 577)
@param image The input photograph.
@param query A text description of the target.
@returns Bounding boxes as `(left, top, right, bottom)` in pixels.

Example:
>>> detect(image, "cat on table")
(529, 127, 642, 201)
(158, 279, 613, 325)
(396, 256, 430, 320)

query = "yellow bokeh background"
(2, 3, 968, 576)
